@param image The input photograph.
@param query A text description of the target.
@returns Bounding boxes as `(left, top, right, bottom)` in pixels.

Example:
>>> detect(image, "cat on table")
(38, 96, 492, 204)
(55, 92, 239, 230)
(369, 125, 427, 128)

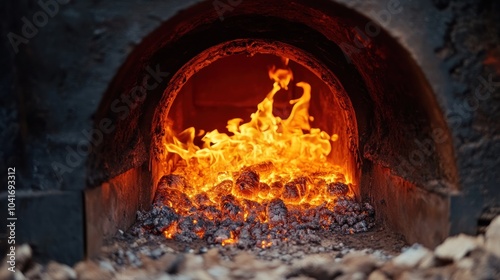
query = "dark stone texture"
(2, 0, 205, 191)
(362, 164, 450, 248)
(85, 163, 154, 260)
(338, 0, 500, 238)
(0, 1, 25, 192)
(0, 190, 84, 265)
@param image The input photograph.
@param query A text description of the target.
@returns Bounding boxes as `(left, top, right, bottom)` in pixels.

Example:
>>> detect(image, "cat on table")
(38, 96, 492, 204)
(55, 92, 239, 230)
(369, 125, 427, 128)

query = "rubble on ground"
(5, 216, 500, 280)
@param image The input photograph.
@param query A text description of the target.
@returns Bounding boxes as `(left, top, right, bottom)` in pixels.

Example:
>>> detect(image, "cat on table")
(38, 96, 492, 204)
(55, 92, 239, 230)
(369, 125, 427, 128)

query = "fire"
(260, 240, 272, 248)
(159, 58, 354, 245)
(163, 221, 178, 239)
(221, 231, 237, 247)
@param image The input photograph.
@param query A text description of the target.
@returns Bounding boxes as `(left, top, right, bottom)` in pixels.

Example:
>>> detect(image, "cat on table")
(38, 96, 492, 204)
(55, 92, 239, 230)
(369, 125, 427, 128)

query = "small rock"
(417, 252, 437, 269)
(24, 263, 44, 279)
(185, 270, 216, 280)
(46, 261, 77, 280)
(309, 247, 319, 254)
(287, 276, 316, 280)
(336, 272, 366, 280)
(203, 248, 220, 268)
(397, 270, 425, 280)
(392, 244, 432, 268)
(199, 247, 208, 254)
(379, 262, 407, 279)
(463, 248, 500, 280)
(372, 250, 391, 262)
(114, 268, 153, 280)
(0, 244, 31, 280)
(178, 254, 204, 273)
(280, 254, 293, 262)
(207, 265, 230, 279)
(342, 252, 379, 275)
(456, 256, 475, 270)
(16, 244, 32, 272)
(98, 260, 115, 273)
(288, 255, 341, 279)
(126, 250, 142, 267)
(367, 270, 389, 280)
(155, 274, 173, 280)
(0, 267, 25, 280)
(434, 234, 483, 262)
(292, 251, 305, 259)
(231, 252, 278, 274)
(150, 248, 164, 259)
(74, 261, 114, 280)
(485, 215, 500, 258)
(141, 254, 176, 274)
(12, 271, 26, 280)
(150, 253, 181, 274)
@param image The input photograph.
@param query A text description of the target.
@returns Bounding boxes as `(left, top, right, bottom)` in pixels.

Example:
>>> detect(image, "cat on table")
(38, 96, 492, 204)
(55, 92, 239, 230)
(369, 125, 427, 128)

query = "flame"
(163, 221, 178, 239)
(195, 229, 205, 239)
(159, 58, 354, 244)
(221, 231, 237, 246)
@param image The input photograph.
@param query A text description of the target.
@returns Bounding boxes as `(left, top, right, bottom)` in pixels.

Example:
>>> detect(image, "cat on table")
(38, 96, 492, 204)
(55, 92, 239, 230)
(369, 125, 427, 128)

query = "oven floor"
(101, 224, 406, 266)
(12, 219, 500, 279)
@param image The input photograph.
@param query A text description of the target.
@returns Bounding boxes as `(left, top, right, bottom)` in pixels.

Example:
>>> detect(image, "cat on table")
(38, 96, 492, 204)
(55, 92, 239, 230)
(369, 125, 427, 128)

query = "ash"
(12, 218, 500, 280)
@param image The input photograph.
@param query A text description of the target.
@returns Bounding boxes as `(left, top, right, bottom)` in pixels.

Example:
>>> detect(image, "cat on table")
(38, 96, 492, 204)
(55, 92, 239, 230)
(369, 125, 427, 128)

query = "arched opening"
(85, 0, 458, 256)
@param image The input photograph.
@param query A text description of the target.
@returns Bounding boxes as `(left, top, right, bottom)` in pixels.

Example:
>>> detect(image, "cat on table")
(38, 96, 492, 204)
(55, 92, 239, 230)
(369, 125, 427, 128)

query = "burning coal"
(142, 58, 374, 247)
(136, 174, 375, 248)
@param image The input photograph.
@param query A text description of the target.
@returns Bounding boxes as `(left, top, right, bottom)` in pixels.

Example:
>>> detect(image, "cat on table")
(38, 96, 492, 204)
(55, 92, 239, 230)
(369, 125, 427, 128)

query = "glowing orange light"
(260, 240, 272, 248)
(163, 221, 178, 239)
(159, 58, 354, 242)
(195, 229, 205, 239)
(221, 231, 237, 246)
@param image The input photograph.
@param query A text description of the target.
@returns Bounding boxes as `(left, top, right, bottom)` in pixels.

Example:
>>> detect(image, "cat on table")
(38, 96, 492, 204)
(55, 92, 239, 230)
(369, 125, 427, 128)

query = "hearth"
(137, 54, 375, 247)
(86, 0, 459, 258)
(2, 0, 499, 266)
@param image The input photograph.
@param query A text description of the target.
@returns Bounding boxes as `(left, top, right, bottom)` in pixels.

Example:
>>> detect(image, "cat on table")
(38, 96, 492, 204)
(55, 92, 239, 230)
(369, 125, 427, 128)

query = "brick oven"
(1, 0, 499, 265)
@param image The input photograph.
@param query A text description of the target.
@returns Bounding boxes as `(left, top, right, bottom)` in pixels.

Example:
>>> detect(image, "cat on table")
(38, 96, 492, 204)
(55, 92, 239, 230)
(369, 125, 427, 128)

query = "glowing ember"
(152, 58, 367, 247)
(260, 240, 273, 249)
(221, 232, 237, 247)
(163, 221, 178, 239)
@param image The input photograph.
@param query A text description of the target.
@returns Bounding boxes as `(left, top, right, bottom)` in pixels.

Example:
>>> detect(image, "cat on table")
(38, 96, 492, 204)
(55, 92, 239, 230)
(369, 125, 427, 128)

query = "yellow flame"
(163, 221, 178, 239)
(221, 231, 237, 246)
(162, 60, 352, 216)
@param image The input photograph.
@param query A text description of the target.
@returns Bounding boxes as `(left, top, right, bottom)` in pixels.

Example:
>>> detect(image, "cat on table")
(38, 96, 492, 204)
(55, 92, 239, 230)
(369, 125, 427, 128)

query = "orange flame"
(160, 58, 353, 242)
(221, 231, 237, 246)
(163, 221, 178, 239)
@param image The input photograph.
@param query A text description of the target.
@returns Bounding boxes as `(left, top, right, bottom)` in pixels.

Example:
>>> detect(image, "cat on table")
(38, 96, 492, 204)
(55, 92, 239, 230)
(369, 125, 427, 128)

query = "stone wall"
(0, 0, 498, 264)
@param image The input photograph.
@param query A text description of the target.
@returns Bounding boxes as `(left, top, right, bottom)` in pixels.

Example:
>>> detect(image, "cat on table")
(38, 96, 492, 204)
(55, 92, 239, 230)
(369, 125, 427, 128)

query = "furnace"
(87, 0, 460, 256)
(2, 0, 499, 267)
(139, 53, 373, 247)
